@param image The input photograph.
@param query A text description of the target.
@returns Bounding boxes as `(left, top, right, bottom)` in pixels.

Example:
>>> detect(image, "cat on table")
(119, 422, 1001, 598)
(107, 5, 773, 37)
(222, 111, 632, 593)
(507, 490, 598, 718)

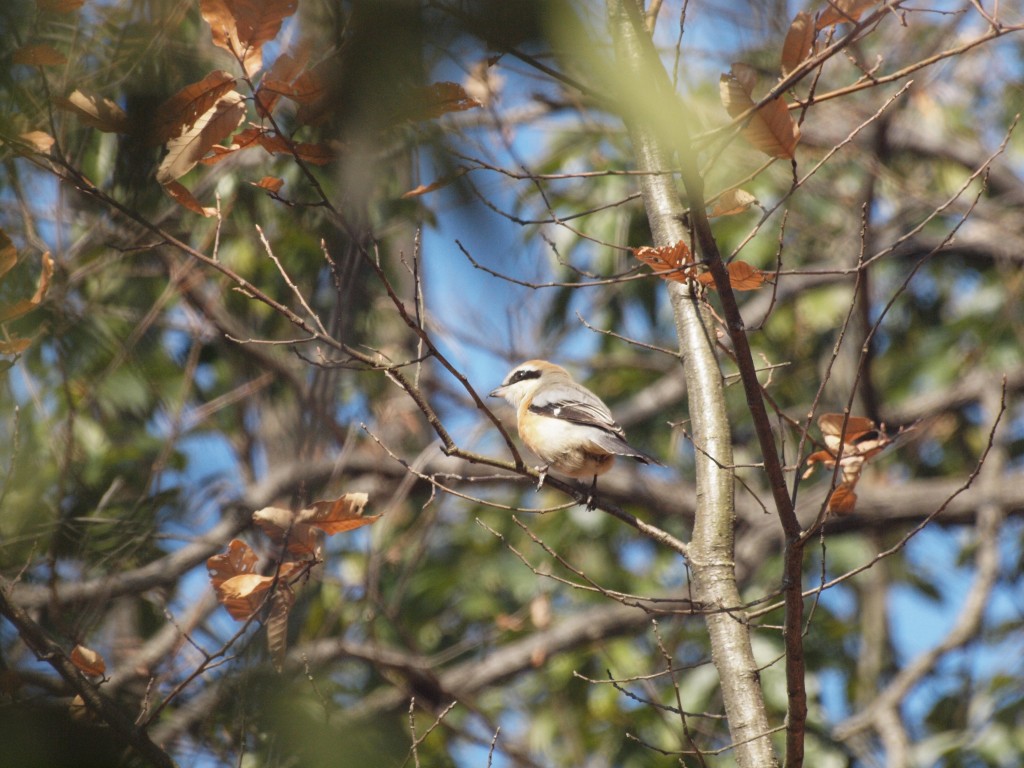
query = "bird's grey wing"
(527, 383, 624, 436)
(529, 383, 663, 465)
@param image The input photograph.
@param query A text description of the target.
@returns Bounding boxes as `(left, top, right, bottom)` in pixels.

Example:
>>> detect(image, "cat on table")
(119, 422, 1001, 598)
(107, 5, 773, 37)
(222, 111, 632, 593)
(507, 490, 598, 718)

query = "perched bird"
(489, 359, 662, 504)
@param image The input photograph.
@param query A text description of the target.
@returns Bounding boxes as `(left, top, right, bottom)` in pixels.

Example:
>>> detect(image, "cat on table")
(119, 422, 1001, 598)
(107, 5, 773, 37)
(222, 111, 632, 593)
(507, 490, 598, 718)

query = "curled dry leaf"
(266, 585, 295, 672)
(208, 537, 300, 620)
(0, 252, 54, 324)
(410, 82, 482, 121)
(305, 493, 377, 534)
(289, 141, 335, 165)
(827, 483, 859, 515)
(696, 261, 768, 292)
(213, 562, 302, 621)
(70, 645, 107, 677)
(155, 91, 246, 183)
(803, 413, 892, 514)
(200, 0, 299, 77)
(276, 56, 339, 126)
(253, 176, 285, 193)
(57, 90, 129, 133)
(207, 538, 259, 589)
(199, 126, 265, 166)
(203, 128, 335, 166)
(161, 181, 217, 217)
(255, 51, 308, 117)
(633, 241, 694, 283)
(0, 337, 33, 355)
(817, 0, 880, 28)
(720, 66, 800, 159)
(781, 11, 815, 77)
(151, 71, 237, 146)
(253, 505, 322, 558)
(17, 131, 55, 154)
(708, 189, 759, 217)
(218, 572, 274, 620)
(402, 167, 469, 199)
(12, 44, 67, 67)
(0, 229, 16, 278)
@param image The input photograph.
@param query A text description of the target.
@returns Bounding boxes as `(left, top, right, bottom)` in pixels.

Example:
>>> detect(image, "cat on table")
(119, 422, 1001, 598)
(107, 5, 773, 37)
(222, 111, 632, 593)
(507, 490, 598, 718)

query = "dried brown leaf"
(151, 71, 237, 146)
(818, 413, 877, 440)
(285, 59, 332, 105)
(720, 69, 800, 159)
(207, 538, 258, 589)
(56, 90, 129, 133)
(818, 0, 880, 28)
(252, 505, 297, 535)
(0, 230, 15, 279)
(256, 52, 307, 116)
(304, 493, 377, 535)
(709, 189, 759, 217)
(0, 252, 53, 323)
(221, 130, 335, 165)
(161, 181, 217, 217)
(633, 241, 694, 283)
(411, 82, 482, 121)
(13, 44, 67, 67)
(781, 11, 815, 76)
(289, 58, 340, 125)
(291, 141, 335, 165)
(18, 131, 55, 153)
(252, 506, 321, 557)
(401, 167, 468, 198)
(266, 585, 295, 672)
(827, 483, 859, 515)
(802, 413, 891, 499)
(695, 261, 767, 291)
(725, 261, 767, 290)
(0, 336, 33, 355)
(218, 572, 274, 620)
(198, 126, 265, 165)
(253, 176, 284, 193)
(200, 0, 298, 77)
(70, 645, 107, 677)
(730, 62, 760, 94)
(156, 91, 246, 183)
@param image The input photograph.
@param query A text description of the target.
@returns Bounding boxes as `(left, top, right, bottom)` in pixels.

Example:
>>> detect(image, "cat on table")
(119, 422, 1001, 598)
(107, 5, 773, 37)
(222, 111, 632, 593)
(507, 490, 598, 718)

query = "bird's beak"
(489, 385, 505, 398)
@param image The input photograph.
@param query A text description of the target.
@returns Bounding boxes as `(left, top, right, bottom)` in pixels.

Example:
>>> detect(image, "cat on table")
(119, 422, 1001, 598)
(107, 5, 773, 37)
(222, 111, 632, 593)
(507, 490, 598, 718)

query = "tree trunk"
(607, 3, 780, 766)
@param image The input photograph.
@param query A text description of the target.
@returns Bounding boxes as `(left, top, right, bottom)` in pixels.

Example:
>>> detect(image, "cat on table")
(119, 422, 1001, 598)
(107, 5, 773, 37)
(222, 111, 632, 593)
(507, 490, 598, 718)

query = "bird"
(489, 359, 662, 506)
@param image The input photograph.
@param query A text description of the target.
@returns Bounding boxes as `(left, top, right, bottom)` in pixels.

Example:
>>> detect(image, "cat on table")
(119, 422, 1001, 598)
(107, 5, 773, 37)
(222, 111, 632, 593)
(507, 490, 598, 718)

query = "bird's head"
(489, 359, 569, 407)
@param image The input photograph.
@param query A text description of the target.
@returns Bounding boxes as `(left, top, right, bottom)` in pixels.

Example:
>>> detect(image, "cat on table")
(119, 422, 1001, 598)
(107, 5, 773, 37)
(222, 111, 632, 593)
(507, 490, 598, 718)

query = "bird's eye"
(510, 369, 541, 384)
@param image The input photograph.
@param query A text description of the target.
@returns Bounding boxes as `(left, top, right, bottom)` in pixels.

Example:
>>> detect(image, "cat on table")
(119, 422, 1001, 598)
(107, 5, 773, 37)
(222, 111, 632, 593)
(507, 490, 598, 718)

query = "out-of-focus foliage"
(0, 0, 1022, 766)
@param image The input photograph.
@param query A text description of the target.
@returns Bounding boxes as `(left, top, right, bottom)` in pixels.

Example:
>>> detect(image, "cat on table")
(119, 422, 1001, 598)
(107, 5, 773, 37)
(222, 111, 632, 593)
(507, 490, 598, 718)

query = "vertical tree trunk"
(607, 3, 780, 766)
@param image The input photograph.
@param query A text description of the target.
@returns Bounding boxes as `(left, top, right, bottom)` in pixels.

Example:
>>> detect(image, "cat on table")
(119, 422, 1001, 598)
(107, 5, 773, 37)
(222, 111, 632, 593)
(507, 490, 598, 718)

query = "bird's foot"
(535, 466, 549, 491)
(585, 476, 598, 510)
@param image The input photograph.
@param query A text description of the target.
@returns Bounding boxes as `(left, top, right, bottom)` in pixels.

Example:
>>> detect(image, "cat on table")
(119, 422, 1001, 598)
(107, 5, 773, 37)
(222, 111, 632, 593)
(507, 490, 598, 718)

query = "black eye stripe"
(509, 369, 542, 384)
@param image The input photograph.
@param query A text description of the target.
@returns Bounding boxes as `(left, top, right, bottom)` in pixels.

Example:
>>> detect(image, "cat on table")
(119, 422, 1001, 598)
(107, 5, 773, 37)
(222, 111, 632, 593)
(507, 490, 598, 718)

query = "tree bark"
(607, 3, 779, 766)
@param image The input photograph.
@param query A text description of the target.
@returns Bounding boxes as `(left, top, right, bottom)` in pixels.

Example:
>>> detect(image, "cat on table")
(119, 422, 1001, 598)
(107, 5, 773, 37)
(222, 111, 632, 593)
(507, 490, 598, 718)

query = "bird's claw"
(535, 466, 548, 491)
(584, 476, 598, 510)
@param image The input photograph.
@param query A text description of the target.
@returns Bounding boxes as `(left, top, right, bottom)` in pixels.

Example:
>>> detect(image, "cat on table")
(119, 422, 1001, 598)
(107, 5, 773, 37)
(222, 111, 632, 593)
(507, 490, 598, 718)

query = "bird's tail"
(600, 434, 664, 467)
(624, 446, 664, 467)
